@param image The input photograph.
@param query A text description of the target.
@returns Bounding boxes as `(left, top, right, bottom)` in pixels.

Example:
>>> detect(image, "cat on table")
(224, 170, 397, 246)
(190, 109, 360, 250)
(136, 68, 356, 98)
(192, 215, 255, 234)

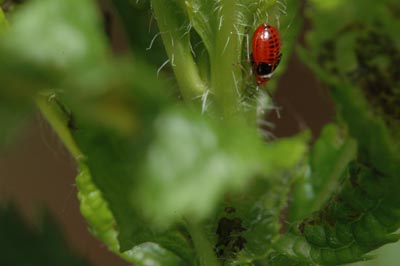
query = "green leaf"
(211, 175, 297, 264)
(271, 158, 400, 265)
(271, 0, 400, 265)
(299, 0, 400, 178)
(0, 0, 109, 149)
(0, 0, 108, 95)
(0, 204, 89, 266)
(289, 124, 357, 221)
(76, 163, 188, 266)
(69, 94, 196, 261)
(2, 0, 107, 68)
(0, 0, 118, 146)
(301, 0, 400, 140)
(36, 93, 192, 265)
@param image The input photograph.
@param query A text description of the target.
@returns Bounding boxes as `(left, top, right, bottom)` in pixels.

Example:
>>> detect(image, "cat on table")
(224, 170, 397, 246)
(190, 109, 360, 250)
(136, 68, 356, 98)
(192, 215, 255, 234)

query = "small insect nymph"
(250, 24, 282, 85)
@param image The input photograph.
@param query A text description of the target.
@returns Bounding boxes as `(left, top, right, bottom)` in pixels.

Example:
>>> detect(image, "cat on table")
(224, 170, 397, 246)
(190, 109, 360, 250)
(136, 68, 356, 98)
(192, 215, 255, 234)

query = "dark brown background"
(0, 2, 335, 266)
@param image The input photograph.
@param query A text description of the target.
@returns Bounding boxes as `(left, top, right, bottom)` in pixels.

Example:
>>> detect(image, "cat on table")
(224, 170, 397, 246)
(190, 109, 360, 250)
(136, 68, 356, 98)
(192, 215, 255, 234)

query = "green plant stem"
(210, 0, 241, 118)
(35, 93, 84, 160)
(151, 0, 206, 102)
(186, 220, 219, 266)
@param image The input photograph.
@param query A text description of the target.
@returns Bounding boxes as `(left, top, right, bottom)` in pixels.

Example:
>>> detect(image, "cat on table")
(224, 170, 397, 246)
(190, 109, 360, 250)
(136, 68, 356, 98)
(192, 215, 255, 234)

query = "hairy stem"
(151, 0, 206, 102)
(210, 0, 241, 118)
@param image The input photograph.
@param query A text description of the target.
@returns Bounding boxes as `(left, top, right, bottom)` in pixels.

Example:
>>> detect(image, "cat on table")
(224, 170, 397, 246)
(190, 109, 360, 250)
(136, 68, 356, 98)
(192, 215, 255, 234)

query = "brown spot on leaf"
(215, 217, 247, 259)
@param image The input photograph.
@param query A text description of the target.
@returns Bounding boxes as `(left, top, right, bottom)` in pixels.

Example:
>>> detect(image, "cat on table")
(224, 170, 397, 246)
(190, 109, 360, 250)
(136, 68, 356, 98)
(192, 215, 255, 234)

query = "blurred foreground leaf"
(73, 98, 308, 251)
(0, 0, 109, 146)
(135, 110, 308, 229)
(0, 0, 108, 97)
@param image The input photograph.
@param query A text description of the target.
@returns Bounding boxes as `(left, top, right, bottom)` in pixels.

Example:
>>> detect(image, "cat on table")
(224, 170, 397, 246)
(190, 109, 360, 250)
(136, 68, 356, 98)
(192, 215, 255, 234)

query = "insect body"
(250, 24, 282, 85)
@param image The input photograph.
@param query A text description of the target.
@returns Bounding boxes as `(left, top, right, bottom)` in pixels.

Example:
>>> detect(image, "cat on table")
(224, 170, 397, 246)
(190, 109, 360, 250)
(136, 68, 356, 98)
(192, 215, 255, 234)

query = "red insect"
(250, 24, 282, 85)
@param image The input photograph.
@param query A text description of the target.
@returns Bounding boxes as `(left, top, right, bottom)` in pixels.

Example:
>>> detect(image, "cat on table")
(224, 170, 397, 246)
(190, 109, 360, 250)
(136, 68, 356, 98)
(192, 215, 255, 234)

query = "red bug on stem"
(250, 24, 282, 85)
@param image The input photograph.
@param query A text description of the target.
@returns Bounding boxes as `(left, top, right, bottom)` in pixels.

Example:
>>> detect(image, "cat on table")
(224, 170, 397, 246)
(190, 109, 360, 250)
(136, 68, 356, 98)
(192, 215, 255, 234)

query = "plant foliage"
(0, 0, 399, 265)
(269, 0, 400, 265)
